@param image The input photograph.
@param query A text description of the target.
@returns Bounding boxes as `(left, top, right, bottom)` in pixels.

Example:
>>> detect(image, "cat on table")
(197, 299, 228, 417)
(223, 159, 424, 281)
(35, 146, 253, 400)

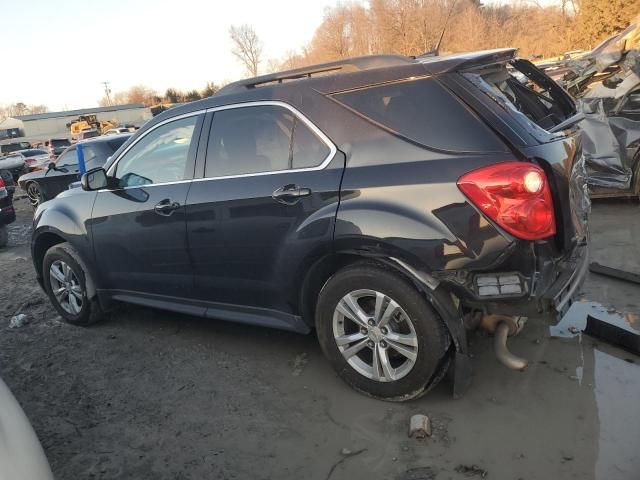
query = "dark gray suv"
(31, 49, 588, 400)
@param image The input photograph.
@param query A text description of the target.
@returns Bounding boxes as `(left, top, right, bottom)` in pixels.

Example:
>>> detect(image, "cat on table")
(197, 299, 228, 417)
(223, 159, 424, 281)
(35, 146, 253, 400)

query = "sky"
(0, 0, 342, 111)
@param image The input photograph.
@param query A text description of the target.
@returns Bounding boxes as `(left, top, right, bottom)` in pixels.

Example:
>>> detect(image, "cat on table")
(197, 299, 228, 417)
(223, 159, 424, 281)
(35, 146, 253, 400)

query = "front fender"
(31, 191, 98, 287)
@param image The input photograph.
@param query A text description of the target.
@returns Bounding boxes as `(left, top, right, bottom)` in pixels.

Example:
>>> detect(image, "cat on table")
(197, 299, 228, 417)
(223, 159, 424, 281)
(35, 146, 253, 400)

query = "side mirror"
(81, 167, 108, 191)
(47, 162, 55, 171)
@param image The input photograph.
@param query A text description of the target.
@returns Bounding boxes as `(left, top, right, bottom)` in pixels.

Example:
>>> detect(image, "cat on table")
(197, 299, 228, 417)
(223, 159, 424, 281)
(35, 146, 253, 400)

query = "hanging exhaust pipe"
(494, 321, 528, 371)
(479, 314, 528, 371)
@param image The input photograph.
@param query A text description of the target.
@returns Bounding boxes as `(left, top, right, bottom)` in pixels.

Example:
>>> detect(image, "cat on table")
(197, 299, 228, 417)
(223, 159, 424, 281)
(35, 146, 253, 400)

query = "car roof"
(77, 133, 132, 145)
(144, 49, 517, 135)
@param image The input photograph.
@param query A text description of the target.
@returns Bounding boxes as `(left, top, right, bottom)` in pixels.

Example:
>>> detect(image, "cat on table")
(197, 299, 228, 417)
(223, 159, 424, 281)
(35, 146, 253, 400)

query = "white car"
(104, 127, 133, 135)
(0, 154, 27, 181)
(12, 149, 51, 171)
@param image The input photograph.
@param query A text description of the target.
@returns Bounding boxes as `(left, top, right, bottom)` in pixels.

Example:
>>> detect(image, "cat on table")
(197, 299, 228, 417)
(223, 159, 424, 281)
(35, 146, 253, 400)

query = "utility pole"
(102, 81, 112, 106)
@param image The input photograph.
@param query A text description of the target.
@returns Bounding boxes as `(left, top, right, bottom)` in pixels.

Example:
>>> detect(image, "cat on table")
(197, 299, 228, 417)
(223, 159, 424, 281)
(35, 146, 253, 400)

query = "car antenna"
(417, 0, 458, 57)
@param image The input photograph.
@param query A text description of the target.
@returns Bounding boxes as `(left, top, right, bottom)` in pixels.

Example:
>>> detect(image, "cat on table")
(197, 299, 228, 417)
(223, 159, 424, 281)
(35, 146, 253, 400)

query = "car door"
(612, 85, 640, 187)
(186, 102, 343, 315)
(91, 113, 204, 298)
(40, 146, 80, 199)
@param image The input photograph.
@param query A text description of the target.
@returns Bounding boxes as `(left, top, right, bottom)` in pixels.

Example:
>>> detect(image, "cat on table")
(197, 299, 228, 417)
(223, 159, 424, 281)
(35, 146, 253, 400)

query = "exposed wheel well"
(300, 254, 436, 324)
(299, 253, 464, 352)
(33, 232, 66, 277)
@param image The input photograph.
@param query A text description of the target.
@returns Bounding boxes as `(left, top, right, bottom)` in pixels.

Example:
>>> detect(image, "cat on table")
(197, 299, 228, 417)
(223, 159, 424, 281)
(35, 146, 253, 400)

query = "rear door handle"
(272, 185, 311, 205)
(154, 199, 181, 216)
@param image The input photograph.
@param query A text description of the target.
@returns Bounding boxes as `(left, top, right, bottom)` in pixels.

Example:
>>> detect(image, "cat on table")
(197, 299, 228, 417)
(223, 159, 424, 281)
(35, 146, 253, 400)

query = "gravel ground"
(1, 195, 639, 480)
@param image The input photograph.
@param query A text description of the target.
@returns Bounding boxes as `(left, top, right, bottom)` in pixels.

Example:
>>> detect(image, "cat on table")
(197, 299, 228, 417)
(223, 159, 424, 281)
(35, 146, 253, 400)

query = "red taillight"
(25, 157, 36, 164)
(0, 177, 5, 188)
(457, 161, 556, 241)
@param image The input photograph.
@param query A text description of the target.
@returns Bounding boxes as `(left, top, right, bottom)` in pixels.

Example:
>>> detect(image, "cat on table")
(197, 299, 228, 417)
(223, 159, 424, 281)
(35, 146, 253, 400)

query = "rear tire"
(316, 263, 450, 401)
(43, 242, 103, 326)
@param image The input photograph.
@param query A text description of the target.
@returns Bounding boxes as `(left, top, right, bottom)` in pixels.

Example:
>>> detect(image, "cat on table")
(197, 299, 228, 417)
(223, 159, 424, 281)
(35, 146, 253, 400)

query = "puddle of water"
(551, 301, 640, 351)
(593, 346, 640, 480)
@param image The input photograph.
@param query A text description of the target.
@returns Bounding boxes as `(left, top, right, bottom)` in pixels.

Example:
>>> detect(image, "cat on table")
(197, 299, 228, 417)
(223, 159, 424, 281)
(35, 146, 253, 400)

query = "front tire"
(316, 263, 450, 401)
(43, 242, 103, 326)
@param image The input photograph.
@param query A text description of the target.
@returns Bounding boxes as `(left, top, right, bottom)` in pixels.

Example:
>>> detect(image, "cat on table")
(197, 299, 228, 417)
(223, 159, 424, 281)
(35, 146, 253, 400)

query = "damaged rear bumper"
(541, 244, 589, 319)
(456, 244, 589, 321)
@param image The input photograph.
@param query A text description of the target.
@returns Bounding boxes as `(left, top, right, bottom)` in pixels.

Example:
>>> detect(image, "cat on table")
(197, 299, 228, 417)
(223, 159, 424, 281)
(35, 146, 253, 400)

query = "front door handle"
(272, 185, 311, 205)
(154, 199, 181, 216)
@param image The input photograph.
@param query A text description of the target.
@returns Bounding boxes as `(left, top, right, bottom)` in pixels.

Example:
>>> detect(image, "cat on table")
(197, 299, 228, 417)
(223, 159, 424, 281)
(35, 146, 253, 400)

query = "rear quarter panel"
(335, 139, 517, 274)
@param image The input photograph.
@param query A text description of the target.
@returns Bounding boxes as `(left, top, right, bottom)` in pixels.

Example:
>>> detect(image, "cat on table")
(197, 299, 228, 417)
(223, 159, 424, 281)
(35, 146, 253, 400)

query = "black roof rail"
(217, 54, 416, 95)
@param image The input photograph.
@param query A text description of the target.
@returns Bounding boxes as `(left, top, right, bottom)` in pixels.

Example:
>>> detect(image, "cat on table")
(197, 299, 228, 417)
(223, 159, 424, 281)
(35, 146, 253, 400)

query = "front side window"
(114, 116, 198, 188)
(56, 148, 78, 167)
(205, 105, 330, 178)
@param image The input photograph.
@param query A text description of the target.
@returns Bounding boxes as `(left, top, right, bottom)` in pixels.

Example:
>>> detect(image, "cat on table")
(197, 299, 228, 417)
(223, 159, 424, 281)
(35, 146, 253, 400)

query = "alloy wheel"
(27, 183, 42, 208)
(332, 289, 418, 382)
(49, 260, 83, 315)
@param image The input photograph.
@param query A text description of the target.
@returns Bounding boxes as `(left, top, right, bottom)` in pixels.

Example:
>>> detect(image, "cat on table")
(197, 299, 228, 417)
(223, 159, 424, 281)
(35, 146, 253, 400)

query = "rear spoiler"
(419, 48, 518, 75)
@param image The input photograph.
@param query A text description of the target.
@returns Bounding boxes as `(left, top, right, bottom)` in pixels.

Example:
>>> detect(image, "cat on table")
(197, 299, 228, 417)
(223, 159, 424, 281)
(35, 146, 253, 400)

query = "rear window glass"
(21, 149, 47, 156)
(332, 77, 505, 152)
(463, 60, 575, 134)
(51, 139, 70, 147)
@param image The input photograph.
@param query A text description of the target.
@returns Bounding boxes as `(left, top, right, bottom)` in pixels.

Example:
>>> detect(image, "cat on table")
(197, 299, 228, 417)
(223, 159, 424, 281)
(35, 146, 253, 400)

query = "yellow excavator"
(67, 115, 118, 138)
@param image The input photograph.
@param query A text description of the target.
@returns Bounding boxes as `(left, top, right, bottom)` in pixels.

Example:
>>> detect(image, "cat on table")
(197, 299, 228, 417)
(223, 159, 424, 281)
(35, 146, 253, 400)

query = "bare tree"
(229, 24, 263, 77)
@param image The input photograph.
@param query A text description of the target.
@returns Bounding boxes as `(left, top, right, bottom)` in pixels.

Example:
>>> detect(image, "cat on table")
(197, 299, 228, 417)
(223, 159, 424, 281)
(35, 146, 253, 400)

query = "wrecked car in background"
(539, 18, 640, 197)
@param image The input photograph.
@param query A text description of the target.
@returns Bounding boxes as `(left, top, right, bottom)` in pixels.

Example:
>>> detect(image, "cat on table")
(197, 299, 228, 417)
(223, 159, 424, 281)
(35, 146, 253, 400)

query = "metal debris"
(408, 414, 432, 439)
(454, 464, 488, 478)
(589, 262, 640, 285)
(9, 313, 28, 328)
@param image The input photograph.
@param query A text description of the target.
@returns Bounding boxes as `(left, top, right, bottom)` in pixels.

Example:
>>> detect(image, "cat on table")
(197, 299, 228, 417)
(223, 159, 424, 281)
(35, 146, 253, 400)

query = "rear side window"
(205, 105, 330, 178)
(332, 78, 505, 152)
(292, 119, 330, 169)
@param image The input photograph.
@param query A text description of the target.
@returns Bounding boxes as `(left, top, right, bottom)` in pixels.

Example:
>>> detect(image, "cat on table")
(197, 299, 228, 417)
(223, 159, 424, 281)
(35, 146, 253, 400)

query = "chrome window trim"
(103, 101, 337, 190)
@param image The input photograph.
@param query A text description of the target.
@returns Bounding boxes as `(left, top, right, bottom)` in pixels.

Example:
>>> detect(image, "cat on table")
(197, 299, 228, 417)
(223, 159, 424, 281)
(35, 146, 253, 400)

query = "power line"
(102, 81, 112, 106)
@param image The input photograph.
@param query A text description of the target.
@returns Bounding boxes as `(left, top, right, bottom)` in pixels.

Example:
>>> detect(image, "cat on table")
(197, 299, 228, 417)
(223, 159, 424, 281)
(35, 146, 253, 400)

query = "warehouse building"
(0, 104, 152, 147)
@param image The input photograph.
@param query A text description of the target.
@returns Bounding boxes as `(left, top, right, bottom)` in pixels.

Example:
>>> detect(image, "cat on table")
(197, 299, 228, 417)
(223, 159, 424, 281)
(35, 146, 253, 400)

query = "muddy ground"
(1, 195, 639, 480)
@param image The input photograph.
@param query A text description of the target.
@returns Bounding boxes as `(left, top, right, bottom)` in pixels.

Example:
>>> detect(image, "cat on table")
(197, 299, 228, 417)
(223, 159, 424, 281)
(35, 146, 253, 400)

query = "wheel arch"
(32, 230, 67, 281)
(298, 251, 468, 354)
(32, 229, 98, 302)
